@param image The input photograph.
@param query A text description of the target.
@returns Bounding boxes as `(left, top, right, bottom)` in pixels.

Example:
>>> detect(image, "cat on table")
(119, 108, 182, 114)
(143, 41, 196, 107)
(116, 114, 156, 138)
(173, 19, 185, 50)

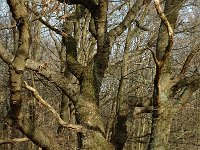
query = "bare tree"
(0, 0, 199, 150)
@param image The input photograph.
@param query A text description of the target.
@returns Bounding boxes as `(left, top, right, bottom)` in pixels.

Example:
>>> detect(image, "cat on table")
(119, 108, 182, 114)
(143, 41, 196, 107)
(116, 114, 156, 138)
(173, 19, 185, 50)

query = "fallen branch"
(24, 81, 83, 132)
(0, 138, 29, 145)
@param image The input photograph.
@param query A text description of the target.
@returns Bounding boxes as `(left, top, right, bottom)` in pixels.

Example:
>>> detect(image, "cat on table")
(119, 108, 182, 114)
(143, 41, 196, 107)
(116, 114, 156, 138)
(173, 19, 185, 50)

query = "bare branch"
(154, 0, 173, 38)
(24, 81, 83, 132)
(56, 0, 98, 16)
(66, 54, 85, 80)
(154, 0, 174, 66)
(108, 1, 126, 17)
(134, 19, 150, 31)
(170, 75, 200, 97)
(0, 138, 29, 145)
(29, 9, 85, 80)
(38, 17, 66, 37)
(108, 0, 150, 45)
(178, 77, 200, 107)
(0, 46, 80, 103)
(148, 49, 160, 67)
(179, 43, 200, 77)
(30, 9, 67, 37)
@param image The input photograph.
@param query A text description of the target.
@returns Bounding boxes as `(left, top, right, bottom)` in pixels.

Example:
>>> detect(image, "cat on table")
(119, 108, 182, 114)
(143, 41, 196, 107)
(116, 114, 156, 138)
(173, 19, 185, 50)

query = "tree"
(0, 0, 199, 150)
(148, 0, 200, 149)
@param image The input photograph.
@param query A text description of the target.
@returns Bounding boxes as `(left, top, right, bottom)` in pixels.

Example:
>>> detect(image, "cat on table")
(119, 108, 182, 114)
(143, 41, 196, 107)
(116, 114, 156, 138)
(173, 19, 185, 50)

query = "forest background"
(0, 0, 200, 149)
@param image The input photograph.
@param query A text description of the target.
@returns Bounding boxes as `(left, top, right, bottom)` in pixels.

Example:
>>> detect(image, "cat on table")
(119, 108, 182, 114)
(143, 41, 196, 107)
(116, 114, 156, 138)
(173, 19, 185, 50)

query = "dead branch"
(24, 81, 83, 132)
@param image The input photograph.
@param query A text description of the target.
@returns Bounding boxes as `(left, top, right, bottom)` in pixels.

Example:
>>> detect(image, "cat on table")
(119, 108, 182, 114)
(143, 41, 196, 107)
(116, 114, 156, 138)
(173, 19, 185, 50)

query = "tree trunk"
(73, 98, 114, 150)
(148, 101, 175, 149)
(148, 0, 184, 149)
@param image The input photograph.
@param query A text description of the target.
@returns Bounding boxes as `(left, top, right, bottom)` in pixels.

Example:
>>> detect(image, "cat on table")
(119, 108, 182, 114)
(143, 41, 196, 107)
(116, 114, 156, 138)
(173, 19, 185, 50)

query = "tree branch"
(134, 19, 150, 31)
(30, 10, 85, 80)
(24, 81, 83, 131)
(108, 0, 150, 45)
(57, 0, 98, 16)
(38, 17, 67, 36)
(25, 59, 81, 98)
(0, 44, 81, 103)
(149, 49, 160, 67)
(66, 54, 85, 80)
(30, 9, 67, 37)
(154, 0, 174, 66)
(7, 0, 30, 120)
(178, 77, 200, 107)
(179, 43, 200, 78)
(0, 138, 29, 145)
(170, 75, 200, 97)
